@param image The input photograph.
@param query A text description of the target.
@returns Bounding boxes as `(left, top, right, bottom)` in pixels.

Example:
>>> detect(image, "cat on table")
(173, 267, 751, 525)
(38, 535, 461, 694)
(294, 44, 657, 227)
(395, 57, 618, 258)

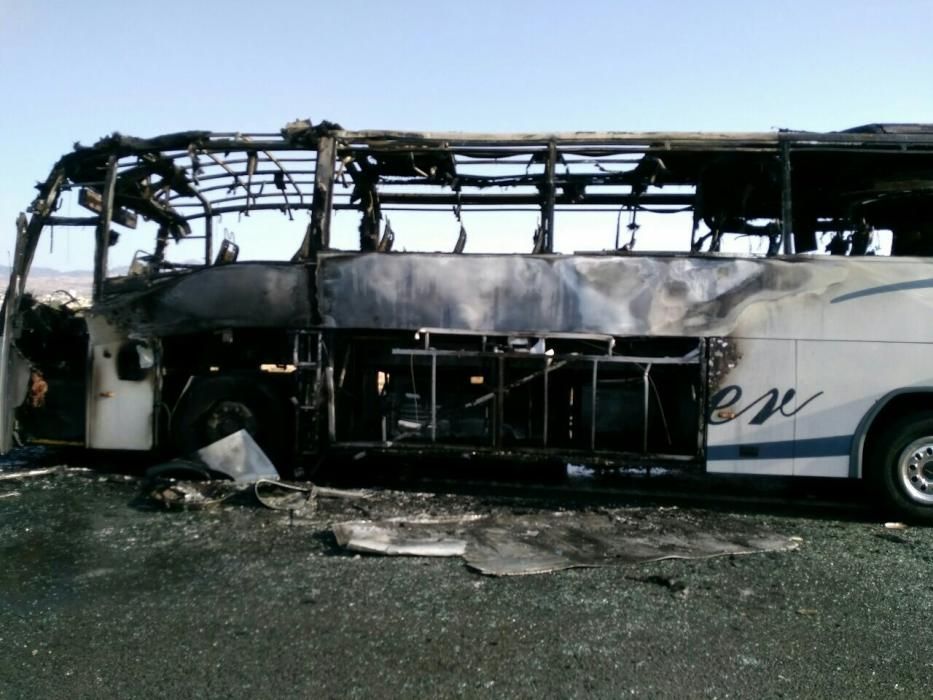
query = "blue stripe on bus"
(831, 278, 933, 304)
(707, 435, 852, 460)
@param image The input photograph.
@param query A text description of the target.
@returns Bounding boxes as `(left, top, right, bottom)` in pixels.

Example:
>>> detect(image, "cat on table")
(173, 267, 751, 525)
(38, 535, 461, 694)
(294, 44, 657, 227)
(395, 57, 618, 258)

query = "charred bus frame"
(5, 121, 933, 519)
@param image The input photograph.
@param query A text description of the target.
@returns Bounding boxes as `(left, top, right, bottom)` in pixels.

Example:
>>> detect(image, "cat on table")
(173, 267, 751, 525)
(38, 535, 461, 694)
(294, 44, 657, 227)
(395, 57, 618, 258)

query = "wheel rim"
(897, 437, 933, 504)
(203, 400, 258, 444)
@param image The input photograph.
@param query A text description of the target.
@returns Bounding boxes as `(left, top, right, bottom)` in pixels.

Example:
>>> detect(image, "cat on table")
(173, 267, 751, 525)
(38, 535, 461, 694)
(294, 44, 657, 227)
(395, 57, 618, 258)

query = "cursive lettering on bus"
(708, 386, 823, 425)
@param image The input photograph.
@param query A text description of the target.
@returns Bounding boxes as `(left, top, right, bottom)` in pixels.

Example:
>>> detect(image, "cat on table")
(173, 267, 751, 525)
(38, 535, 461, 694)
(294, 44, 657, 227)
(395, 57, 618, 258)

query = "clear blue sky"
(2, 0, 932, 268)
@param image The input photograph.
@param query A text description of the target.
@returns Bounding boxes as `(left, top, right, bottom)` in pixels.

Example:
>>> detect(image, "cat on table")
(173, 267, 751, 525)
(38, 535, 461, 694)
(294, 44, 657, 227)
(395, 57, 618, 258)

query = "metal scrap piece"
(254, 479, 374, 511)
(149, 479, 244, 509)
(195, 429, 278, 483)
(333, 520, 469, 557)
(254, 479, 317, 513)
(331, 510, 799, 576)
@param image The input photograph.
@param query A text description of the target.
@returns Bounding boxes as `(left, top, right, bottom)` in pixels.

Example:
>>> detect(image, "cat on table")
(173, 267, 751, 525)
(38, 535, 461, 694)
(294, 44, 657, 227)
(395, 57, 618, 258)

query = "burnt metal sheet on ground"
(332, 509, 799, 576)
(316, 252, 829, 337)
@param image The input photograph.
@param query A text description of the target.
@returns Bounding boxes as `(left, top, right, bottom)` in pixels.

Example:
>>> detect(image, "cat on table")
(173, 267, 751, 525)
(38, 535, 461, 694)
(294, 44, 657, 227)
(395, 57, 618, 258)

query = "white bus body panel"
(85, 317, 156, 451)
(706, 339, 796, 475)
(795, 341, 933, 478)
(711, 259, 933, 478)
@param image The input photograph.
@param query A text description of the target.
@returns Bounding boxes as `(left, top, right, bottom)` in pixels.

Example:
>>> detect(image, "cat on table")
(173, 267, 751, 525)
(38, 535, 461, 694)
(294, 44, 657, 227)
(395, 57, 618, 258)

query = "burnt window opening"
(20, 120, 933, 294)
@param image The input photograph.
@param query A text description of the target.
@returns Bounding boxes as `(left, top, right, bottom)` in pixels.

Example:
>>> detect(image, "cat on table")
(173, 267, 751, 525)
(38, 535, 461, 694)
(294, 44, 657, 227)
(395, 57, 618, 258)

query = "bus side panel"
(795, 340, 933, 478)
(706, 338, 796, 475)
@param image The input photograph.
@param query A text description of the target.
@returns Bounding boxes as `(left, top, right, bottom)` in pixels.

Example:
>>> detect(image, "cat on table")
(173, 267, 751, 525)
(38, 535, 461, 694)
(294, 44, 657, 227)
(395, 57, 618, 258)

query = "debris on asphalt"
(333, 516, 482, 557)
(145, 475, 374, 512)
(334, 521, 469, 557)
(149, 480, 243, 509)
(0, 466, 92, 481)
(253, 479, 372, 513)
(137, 460, 800, 576)
(254, 479, 316, 512)
(332, 510, 799, 576)
(884, 522, 907, 530)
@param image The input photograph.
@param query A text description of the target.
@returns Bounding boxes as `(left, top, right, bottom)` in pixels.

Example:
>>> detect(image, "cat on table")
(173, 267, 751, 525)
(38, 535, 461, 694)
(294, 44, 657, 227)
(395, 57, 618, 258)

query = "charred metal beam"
(45, 216, 100, 227)
(337, 127, 933, 148)
(430, 353, 437, 443)
(77, 189, 138, 229)
(305, 135, 336, 256)
(190, 189, 214, 264)
(375, 170, 637, 189)
(642, 365, 651, 452)
(542, 358, 549, 447)
(393, 348, 695, 365)
(376, 192, 695, 207)
(186, 202, 313, 219)
(590, 360, 598, 450)
(21, 170, 67, 287)
(258, 148, 305, 208)
(495, 356, 505, 449)
(542, 141, 557, 253)
(781, 141, 794, 254)
(330, 442, 699, 466)
(93, 156, 118, 300)
(0, 214, 28, 453)
(182, 168, 317, 190)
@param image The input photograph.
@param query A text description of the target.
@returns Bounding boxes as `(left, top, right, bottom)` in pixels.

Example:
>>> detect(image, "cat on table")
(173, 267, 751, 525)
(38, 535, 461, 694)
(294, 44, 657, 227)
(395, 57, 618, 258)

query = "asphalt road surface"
(1, 453, 932, 699)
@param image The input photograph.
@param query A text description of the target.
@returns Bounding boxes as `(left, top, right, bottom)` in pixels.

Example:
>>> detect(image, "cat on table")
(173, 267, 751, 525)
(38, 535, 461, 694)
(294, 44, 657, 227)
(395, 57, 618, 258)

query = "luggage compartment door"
(86, 338, 157, 450)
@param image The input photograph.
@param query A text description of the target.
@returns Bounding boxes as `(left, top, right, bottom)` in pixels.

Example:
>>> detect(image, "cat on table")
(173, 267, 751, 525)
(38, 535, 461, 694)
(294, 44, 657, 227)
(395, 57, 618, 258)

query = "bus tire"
(868, 410, 933, 524)
(172, 374, 289, 465)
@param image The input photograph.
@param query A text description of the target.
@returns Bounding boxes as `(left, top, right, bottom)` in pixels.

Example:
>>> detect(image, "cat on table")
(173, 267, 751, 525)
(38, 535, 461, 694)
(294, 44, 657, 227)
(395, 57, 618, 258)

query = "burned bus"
(4, 120, 933, 520)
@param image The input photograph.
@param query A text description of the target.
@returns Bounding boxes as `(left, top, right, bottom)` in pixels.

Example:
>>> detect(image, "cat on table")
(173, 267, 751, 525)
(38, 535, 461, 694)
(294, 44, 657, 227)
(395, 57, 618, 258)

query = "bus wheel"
(172, 375, 289, 464)
(869, 411, 933, 524)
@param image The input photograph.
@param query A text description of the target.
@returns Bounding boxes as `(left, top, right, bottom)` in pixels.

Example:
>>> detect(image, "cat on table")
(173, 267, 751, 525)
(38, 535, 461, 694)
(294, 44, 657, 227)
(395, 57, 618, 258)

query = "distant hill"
(0, 266, 94, 297)
(0, 266, 94, 277)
